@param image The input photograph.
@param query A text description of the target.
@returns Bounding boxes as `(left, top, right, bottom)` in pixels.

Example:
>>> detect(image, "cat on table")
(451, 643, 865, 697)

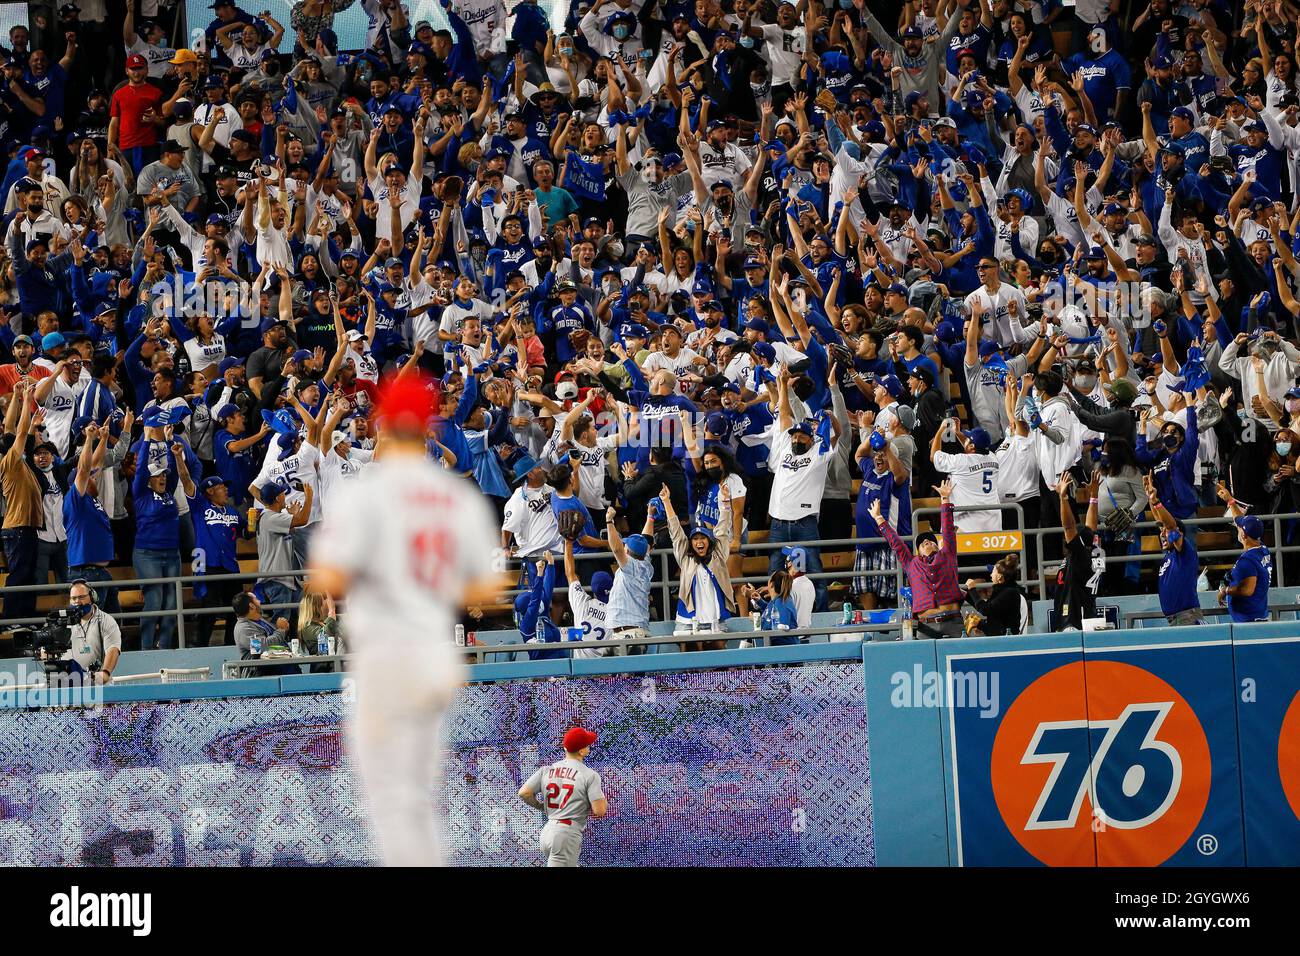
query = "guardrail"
(5, 506, 1300, 641)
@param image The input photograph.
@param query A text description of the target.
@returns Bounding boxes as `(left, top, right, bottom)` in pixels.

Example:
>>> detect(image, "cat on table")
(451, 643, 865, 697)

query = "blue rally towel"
(563, 149, 606, 202)
(1182, 343, 1210, 390)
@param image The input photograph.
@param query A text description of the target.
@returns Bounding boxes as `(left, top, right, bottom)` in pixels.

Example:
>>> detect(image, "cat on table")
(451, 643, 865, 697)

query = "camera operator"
(64, 579, 121, 683)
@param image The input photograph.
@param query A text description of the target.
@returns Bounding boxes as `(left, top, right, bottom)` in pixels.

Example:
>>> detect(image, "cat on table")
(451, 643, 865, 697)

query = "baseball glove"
(559, 509, 587, 542)
(815, 89, 839, 113)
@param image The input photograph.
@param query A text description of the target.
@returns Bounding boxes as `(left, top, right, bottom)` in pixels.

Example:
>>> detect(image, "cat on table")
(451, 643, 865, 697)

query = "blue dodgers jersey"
(1157, 538, 1199, 617)
(1227, 546, 1272, 622)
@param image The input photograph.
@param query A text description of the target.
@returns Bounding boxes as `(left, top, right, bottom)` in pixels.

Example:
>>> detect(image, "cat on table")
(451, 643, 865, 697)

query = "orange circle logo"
(991, 661, 1211, 866)
(1278, 691, 1300, 822)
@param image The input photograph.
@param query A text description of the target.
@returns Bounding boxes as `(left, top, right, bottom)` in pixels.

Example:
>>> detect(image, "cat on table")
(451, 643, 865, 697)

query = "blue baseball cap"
(218, 356, 244, 375)
(623, 323, 648, 339)
(590, 571, 613, 603)
(781, 545, 808, 565)
(1235, 515, 1265, 540)
(259, 479, 289, 502)
(214, 402, 240, 421)
(961, 427, 992, 453)
(512, 454, 539, 483)
(623, 533, 650, 559)
(199, 476, 228, 492)
(290, 349, 312, 363)
(745, 318, 770, 334)
(877, 374, 903, 397)
(662, 152, 682, 168)
(1170, 106, 1195, 123)
(743, 256, 764, 270)
(788, 420, 814, 437)
(1152, 53, 1173, 70)
(1103, 202, 1126, 216)
(705, 412, 728, 435)
(901, 25, 922, 39)
(41, 331, 66, 351)
(752, 341, 776, 361)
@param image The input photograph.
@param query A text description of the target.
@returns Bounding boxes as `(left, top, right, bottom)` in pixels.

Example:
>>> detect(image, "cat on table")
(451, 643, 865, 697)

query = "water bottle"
(900, 587, 915, 641)
(327, 634, 338, 655)
(454, 624, 466, 647)
(1196, 570, 1209, 593)
(317, 632, 329, 655)
(841, 602, 853, 626)
(250, 632, 263, 656)
(749, 611, 761, 631)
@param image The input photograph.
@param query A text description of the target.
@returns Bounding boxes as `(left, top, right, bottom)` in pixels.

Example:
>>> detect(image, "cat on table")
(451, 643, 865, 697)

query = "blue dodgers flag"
(563, 149, 606, 202)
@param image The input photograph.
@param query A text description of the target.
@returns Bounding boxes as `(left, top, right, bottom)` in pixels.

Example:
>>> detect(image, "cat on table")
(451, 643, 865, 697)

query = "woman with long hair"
(660, 481, 736, 651)
(743, 570, 801, 645)
(683, 427, 749, 612)
(965, 553, 1029, 636)
(296, 588, 344, 669)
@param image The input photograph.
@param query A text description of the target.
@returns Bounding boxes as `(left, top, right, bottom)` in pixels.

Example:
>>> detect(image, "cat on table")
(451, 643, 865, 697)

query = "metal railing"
(0, 568, 302, 648)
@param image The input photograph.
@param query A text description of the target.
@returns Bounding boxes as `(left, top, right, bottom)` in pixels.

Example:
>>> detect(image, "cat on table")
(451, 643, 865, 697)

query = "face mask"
(1238, 409, 1249, 423)
(791, 439, 812, 455)
(740, 35, 755, 49)
(1162, 434, 1179, 450)
(703, 466, 723, 481)
(1074, 374, 1098, 391)
(750, 80, 770, 97)
(612, 24, 630, 40)
(1278, 442, 1293, 456)
(559, 45, 574, 57)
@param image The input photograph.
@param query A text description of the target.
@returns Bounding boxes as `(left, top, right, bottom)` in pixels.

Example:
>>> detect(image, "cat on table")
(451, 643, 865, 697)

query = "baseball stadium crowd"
(1, 0, 1300, 662)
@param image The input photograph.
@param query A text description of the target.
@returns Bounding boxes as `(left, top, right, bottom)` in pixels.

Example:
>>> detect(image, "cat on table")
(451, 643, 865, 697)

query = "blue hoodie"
(1136, 408, 1200, 520)
(516, 561, 565, 660)
(131, 443, 181, 552)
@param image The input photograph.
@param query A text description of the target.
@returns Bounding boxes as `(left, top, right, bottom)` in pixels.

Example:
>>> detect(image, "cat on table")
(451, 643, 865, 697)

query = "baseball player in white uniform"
(518, 727, 607, 867)
(309, 374, 505, 867)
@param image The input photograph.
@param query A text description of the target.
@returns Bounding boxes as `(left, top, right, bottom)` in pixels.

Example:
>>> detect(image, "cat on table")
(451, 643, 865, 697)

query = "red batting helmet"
(562, 727, 597, 753)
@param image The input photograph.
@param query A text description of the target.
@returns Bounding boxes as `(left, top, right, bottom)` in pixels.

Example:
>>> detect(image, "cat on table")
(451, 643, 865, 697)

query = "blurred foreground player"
(518, 727, 607, 867)
(309, 375, 504, 866)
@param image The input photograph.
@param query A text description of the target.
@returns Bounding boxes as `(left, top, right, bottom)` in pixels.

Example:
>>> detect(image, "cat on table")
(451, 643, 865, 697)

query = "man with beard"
(6, 178, 65, 247)
(859, 9, 963, 109)
(614, 122, 691, 253)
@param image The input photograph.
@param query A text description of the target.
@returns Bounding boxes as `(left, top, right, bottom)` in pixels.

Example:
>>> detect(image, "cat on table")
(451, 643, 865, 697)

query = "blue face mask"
(739, 35, 754, 48)
(612, 24, 630, 40)
(1278, 442, 1293, 456)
